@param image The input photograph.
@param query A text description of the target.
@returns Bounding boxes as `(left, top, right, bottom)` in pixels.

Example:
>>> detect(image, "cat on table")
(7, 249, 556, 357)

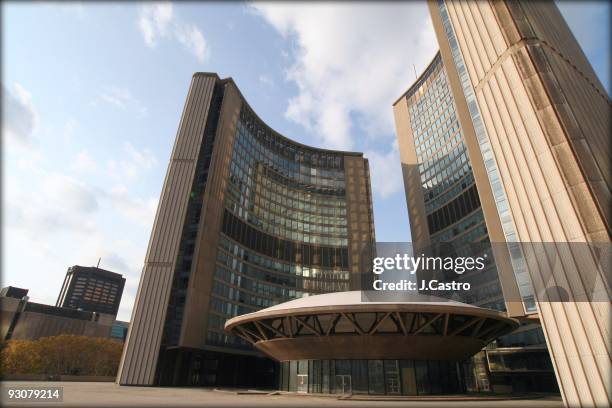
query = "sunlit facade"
(394, 0, 611, 401)
(118, 73, 375, 387)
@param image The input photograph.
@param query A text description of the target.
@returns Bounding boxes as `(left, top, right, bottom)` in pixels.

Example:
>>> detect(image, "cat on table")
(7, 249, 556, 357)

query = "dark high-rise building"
(394, 1, 610, 405)
(56, 265, 125, 316)
(118, 73, 375, 387)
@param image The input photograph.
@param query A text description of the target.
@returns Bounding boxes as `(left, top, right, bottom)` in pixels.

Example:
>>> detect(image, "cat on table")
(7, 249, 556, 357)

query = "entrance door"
(335, 375, 352, 395)
(297, 374, 308, 393)
(401, 365, 417, 395)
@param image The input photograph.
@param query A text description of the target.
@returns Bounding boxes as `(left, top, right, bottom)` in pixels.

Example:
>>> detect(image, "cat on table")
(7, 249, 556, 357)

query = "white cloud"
(6, 169, 99, 238)
(62, 119, 79, 144)
(138, 2, 174, 47)
(108, 185, 158, 228)
(259, 74, 274, 86)
(137, 2, 209, 63)
(4, 145, 157, 320)
(175, 23, 209, 63)
(366, 141, 403, 199)
(44, 172, 100, 214)
(2, 83, 38, 145)
(45, 2, 86, 18)
(2, 83, 155, 321)
(107, 142, 158, 181)
(250, 3, 437, 151)
(94, 86, 148, 118)
(71, 149, 97, 173)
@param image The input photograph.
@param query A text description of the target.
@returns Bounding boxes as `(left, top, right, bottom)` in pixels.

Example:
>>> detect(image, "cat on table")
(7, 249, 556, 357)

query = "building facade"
(111, 320, 129, 342)
(1, 288, 115, 341)
(117, 74, 375, 387)
(396, 1, 610, 406)
(393, 51, 508, 312)
(56, 266, 125, 316)
(393, 50, 556, 393)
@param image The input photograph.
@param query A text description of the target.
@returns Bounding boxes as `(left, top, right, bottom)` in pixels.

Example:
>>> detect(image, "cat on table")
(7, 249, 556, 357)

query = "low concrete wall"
(1, 374, 115, 382)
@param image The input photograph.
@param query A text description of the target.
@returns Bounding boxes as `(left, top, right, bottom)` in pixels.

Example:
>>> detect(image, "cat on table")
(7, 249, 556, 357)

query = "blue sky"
(3, 1, 610, 321)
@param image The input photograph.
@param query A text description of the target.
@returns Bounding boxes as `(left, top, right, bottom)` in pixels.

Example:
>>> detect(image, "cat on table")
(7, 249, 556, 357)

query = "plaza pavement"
(0, 381, 564, 408)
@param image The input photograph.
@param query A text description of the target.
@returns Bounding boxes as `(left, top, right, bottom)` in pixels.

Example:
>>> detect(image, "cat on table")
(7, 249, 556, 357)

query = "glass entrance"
(384, 360, 401, 394)
(335, 375, 352, 395)
(297, 374, 308, 393)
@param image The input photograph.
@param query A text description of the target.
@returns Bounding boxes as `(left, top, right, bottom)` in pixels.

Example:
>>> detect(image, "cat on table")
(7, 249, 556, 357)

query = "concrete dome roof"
(224, 291, 518, 362)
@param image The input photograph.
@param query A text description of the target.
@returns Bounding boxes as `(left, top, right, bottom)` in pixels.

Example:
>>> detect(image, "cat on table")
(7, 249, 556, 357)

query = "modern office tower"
(118, 73, 375, 387)
(393, 51, 507, 312)
(56, 265, 125, 316)
(394, 50, 556, 393)
(395, 1, 610, 406)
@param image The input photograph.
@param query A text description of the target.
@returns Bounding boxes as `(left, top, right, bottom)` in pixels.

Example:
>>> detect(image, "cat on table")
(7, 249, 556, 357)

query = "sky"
(2, 1, 610, 321)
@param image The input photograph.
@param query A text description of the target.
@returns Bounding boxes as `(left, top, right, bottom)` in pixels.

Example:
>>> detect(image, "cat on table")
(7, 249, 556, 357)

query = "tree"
(0, 335, 124, 377)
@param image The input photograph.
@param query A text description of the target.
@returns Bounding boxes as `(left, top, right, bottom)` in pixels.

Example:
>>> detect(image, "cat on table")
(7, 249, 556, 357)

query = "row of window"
(225, 189, 348, 243)
(228, 123, 350, 244)
(209, 295, 257, 319)
(222, 209, 349, 267)
(206, 327, 248, 348)
(430, 210, 486, 242)
(411, 93, 454, 144)
(230, 135, 347, 207)
(424, 173, 474, 212)
(229, 148, 345, 202)
(426, 184, 481, 234)
(238, 108, 346, 172)
(227, 176, 346, 220)
(422, 161, 472, 196)
(418, 142, 468, 186)
(235, 121, 345, 183)
(415, 118, 460, 158)
(218, 249, 349, 284)
(211, 280, 281, 310)
(218, 236, 349, 279)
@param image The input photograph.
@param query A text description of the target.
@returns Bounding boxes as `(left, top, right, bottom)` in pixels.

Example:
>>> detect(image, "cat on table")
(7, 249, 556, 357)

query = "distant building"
(0, 286, 29, 299)
(111, 320, 129, 342)
(1, 288, 114, 341)
(56, 265, 125, 316)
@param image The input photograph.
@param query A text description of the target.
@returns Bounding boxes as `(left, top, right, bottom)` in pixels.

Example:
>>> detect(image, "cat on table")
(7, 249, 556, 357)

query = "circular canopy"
(224, 291, 519, 361)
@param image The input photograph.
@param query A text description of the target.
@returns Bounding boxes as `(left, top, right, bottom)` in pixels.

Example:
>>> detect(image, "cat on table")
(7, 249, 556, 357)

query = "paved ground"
(0, 381, 564, 408)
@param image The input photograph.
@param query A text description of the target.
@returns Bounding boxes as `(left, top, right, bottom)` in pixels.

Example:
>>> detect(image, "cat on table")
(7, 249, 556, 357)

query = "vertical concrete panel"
(117, 74, 217, 385)
(344, 155, 375, 290)
(179, 81, 242, 348)
(430, 1, 611, 406)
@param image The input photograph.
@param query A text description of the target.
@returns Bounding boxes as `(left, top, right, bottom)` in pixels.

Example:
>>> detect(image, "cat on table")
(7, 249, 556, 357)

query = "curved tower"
(395, 1, 611, 403)
(393, 52, 506, 311)
(117, 73, 375, 387)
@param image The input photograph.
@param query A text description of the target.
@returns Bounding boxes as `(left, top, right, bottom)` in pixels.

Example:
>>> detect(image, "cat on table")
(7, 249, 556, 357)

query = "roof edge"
(392, 50, 442, 106)
(194, 72, 366, 158)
